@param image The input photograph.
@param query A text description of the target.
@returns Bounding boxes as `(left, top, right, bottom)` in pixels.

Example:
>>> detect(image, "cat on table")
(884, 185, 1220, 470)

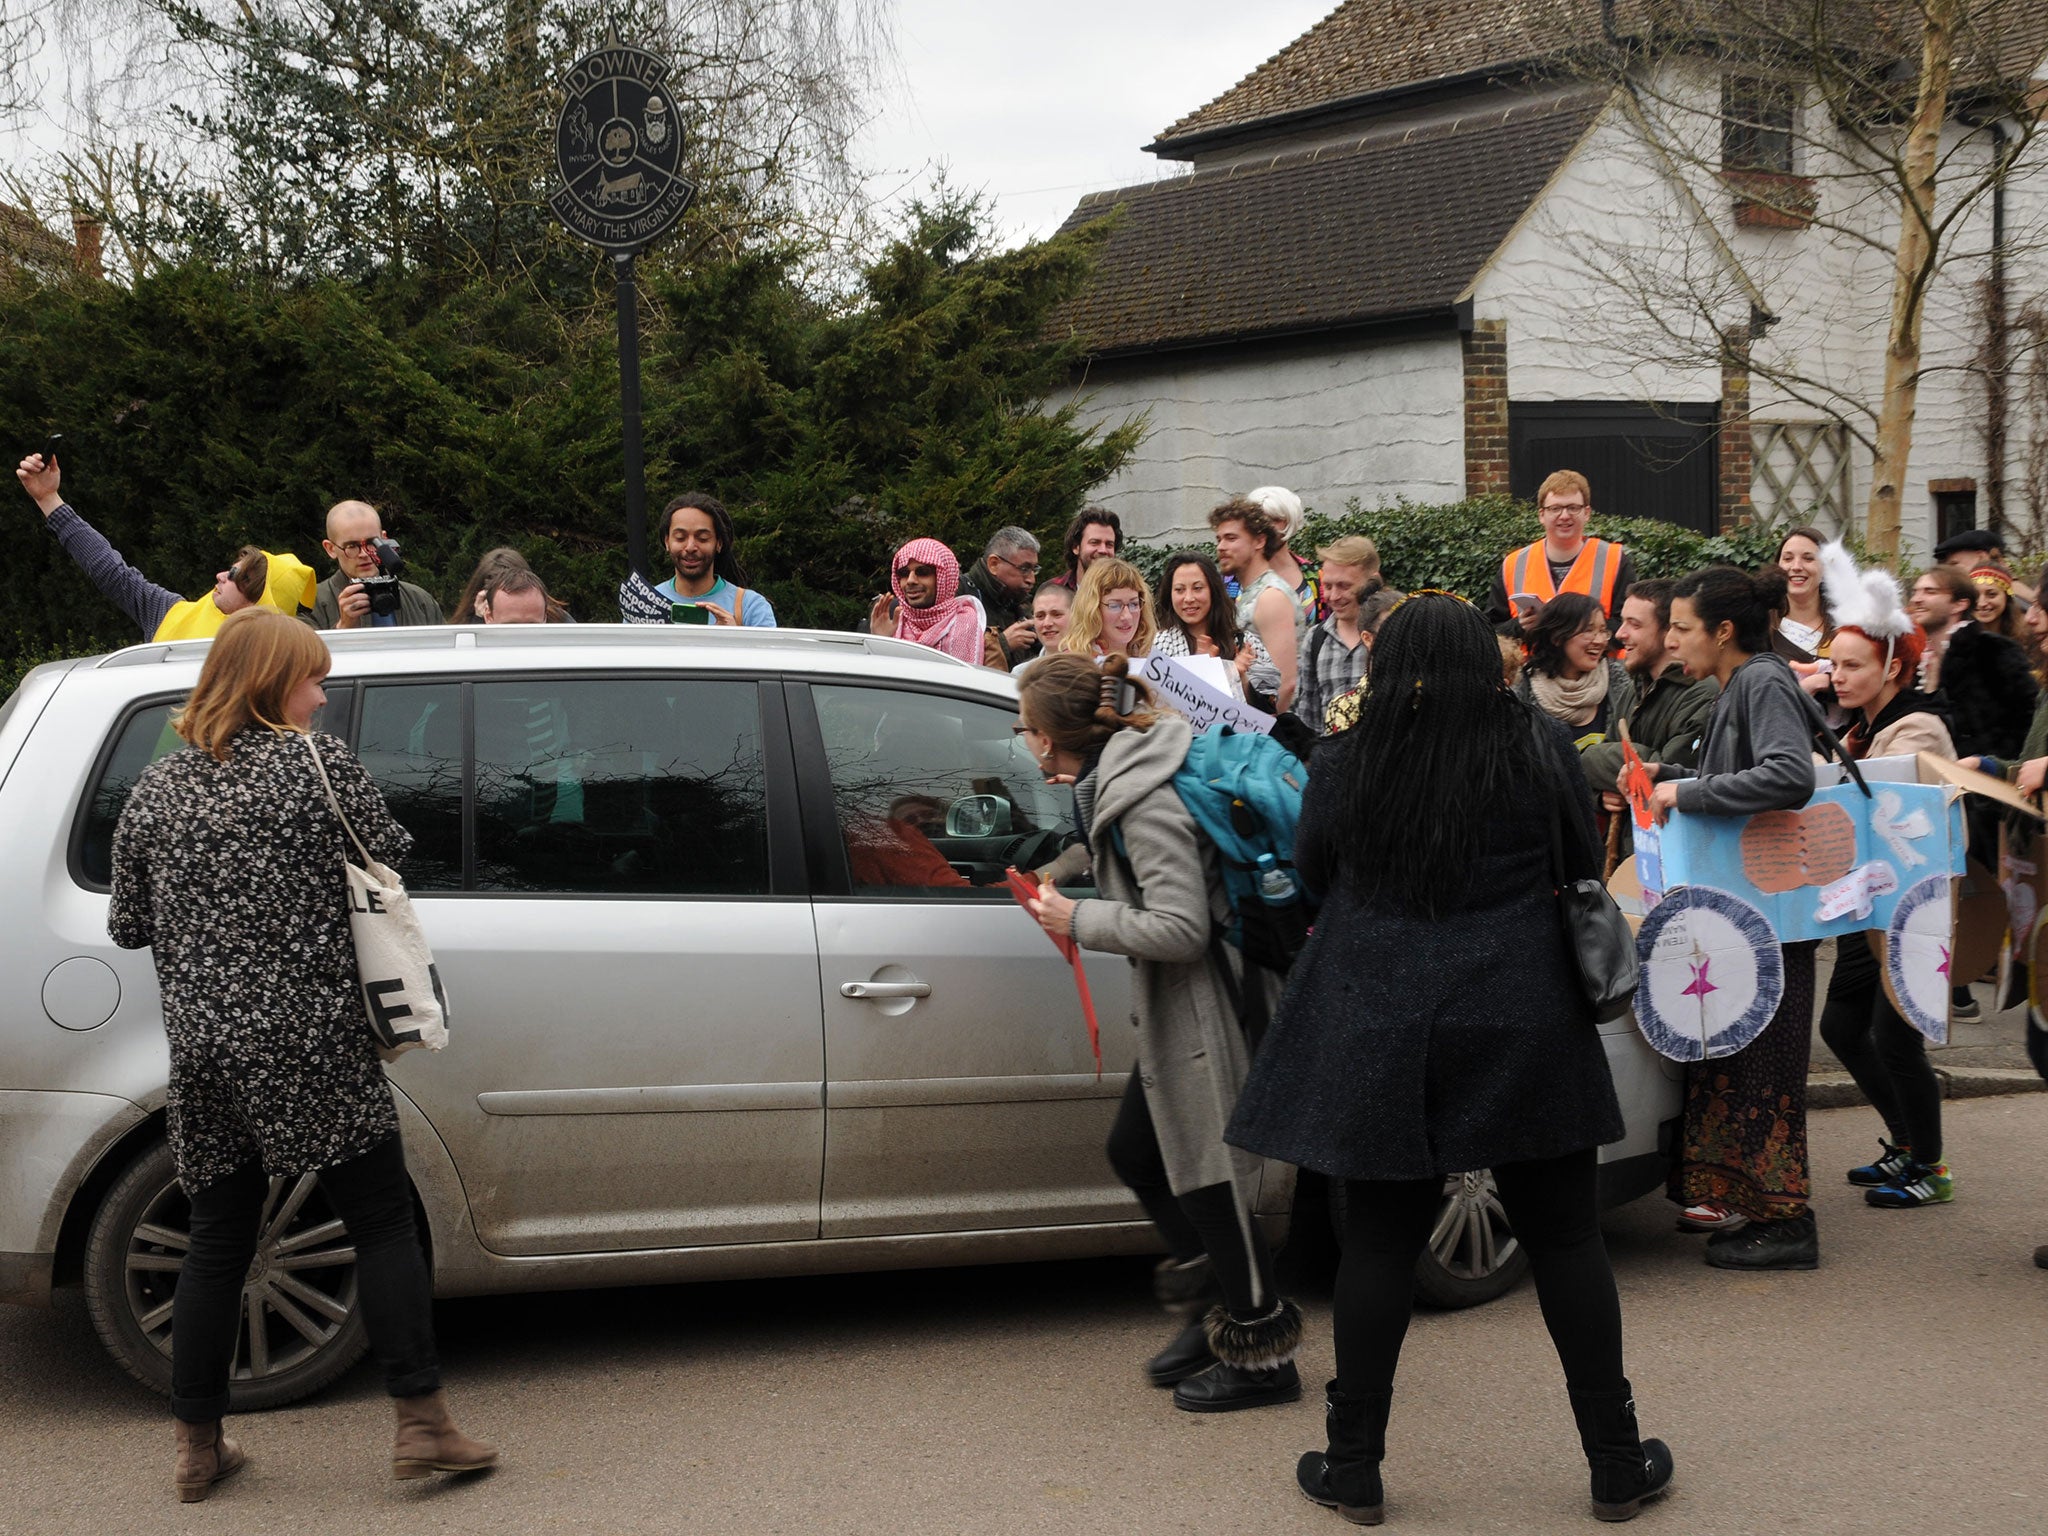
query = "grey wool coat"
(1070, 715, 1274, 1200)
(1228, 709, 1624, 1181)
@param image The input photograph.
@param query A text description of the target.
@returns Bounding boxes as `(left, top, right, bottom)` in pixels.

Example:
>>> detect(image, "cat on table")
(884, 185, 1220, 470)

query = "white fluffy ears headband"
(1818, 539, 1911, 641)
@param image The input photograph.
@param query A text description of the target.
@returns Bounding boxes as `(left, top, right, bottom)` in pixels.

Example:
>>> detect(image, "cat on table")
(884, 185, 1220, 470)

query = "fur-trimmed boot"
(1171, 1298, 1304, 1413)
(392, 1390, 498, 1480)
(1568, 1385, 1674, 1522)
(173, 1418, 246, 1503)
(1296, 1382, 1390, 1526)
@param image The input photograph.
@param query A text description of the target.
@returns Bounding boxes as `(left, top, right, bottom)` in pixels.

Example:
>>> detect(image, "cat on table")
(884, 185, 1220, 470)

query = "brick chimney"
(71, 211, 103, 279)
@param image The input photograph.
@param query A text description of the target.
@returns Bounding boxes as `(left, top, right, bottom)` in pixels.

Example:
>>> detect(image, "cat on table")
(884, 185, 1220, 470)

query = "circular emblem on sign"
(1633, 886, 1783, 1062)
(550, 39, 697, 253)
(1883, 874, 1955, 1044)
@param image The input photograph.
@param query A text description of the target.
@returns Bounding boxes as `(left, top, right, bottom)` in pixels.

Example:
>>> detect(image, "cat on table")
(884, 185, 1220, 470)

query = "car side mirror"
(946, 794, 1012, 838)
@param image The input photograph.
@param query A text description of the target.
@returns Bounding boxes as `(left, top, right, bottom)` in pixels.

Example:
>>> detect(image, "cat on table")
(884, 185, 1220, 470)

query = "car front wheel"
(82, 1139, 370, 1410)
(1327, 1168, 1532, 1308)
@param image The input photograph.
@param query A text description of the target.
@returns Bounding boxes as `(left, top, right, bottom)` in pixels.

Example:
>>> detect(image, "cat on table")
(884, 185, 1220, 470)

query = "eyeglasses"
(1101, 600, 1143, 616)
(1542, 503, 1589, 515)
(331, 539, 379, 555)
(994, 554, 1040, 576)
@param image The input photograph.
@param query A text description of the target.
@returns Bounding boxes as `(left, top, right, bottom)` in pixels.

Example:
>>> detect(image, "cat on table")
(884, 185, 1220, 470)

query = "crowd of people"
(39, 436, 2048, 1522)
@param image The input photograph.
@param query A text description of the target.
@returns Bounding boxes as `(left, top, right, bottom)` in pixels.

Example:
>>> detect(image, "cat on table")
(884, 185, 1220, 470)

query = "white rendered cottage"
(1051, 0, 2048, 555)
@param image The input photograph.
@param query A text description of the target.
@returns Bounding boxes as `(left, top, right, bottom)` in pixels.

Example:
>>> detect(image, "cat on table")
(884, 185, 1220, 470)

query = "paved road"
(4, 1098, 2046, 1536)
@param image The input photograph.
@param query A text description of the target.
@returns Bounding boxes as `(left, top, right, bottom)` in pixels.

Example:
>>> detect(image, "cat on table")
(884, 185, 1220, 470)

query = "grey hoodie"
(1666, 651, 1816, 816)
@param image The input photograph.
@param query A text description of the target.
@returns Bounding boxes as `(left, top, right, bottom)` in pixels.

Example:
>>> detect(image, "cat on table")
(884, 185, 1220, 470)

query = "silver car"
(0, 624, 1682, 1407)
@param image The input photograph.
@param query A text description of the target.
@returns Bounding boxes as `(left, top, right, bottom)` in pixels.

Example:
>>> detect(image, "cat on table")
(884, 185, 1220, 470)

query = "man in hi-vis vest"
(1486, 469, 1638, 628)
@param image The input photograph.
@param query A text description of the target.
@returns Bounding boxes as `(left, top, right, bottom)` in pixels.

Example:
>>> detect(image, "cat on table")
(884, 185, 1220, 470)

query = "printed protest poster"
(1137, 654, 1274, 736)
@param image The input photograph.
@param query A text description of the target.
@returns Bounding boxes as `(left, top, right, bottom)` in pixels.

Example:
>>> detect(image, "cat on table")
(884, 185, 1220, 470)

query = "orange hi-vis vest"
(1501, 537, 1625, 615)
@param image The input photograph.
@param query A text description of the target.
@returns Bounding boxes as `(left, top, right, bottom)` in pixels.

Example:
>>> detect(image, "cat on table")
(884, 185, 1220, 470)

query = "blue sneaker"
(1847, 1140, 1914, 1187)
(1867, 1162, 1954, 1209)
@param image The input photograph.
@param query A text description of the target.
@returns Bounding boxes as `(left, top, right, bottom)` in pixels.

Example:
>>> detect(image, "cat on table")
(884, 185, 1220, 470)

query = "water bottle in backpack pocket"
(1171, 728, 1316, 975)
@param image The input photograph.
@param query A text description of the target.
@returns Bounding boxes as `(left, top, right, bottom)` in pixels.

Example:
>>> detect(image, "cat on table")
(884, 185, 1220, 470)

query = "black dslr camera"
(358, 537, 405, 618)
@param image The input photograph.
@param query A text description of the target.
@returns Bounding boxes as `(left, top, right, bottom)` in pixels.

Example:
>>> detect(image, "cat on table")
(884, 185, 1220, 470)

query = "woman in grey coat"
(1229, 594, 1670, 1526)
(1020, 654, 1303, 1414)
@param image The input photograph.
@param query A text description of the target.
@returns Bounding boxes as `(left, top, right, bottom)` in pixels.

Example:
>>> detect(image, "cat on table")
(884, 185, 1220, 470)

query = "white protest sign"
(1138, 653, 1275, 736)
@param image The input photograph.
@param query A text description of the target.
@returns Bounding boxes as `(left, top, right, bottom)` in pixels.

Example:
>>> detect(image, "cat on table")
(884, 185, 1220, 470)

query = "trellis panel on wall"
(1752, 421, 1852, 534)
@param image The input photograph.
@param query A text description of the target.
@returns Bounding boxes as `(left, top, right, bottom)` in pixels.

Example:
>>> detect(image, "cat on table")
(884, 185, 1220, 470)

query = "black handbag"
(1534, 716, 1640, 1022)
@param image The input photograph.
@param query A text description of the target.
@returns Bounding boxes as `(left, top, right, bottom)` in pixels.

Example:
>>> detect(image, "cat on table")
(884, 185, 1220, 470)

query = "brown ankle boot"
(173, 1418, 246, 1502)
(392, 1389, 498, 1479)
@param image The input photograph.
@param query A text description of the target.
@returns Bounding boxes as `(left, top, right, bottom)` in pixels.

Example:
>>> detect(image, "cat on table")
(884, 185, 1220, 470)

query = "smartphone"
(42, 432, 61, 468)
(670, 602, 712, 626)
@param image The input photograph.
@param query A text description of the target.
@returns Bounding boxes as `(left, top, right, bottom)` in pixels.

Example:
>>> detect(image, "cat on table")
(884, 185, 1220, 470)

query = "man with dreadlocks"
(618, 492, 778, 626)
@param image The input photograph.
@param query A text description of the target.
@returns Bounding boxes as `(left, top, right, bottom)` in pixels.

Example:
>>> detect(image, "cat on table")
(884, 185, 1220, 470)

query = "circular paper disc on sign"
(1633, 886, 1783, 1062)
(549, 39, 697, 252)
(1881, 874, 1956, 1044)
(2029, 909, 2048, 1030)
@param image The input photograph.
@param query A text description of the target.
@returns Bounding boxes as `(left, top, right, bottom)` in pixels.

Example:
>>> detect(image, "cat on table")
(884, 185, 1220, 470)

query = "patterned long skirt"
(1668, 941, 1818, 1223)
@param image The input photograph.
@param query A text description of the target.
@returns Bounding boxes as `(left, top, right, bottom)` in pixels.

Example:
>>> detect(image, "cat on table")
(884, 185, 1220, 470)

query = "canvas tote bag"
(305, 735, 449, 1058)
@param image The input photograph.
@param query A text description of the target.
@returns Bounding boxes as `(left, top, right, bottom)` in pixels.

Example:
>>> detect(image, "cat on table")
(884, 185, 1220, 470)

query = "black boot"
(1568, 1385, 1674, 1522)
(1171, 1299, 1304, 1413)
(1144, 1319, 1217, 1387)
(1704, 1211, 1818, 1271)
(1153, 1254, 1217, 1316)
(1295, 1381, 1389, 1525)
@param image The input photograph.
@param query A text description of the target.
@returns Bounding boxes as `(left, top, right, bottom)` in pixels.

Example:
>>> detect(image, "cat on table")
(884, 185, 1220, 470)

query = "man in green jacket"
(1582, 579, 1718, 831)
(307, 500, 444, 628)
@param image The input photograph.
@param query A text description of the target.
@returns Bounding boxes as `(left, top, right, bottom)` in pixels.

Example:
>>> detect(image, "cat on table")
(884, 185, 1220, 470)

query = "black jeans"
(1106, 1070, 1279, 1320)
(1334, 1147, 1624, 1397)
(1819, 932, 1943, 1164)
(172, 1135, 440, 1422)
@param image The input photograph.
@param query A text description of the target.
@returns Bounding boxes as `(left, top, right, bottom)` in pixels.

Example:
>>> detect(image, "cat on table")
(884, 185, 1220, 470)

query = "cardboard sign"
(1915, 752, 2046, 821)
(1138, 653, 1275, 736)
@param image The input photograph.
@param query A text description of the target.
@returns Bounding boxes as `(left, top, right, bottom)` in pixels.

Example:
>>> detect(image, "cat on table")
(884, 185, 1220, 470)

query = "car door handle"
(840, 981, 932, 1000)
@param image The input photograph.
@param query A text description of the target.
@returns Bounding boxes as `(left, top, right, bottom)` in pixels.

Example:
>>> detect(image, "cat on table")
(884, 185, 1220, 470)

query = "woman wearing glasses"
(1060, 558, 1158, 661)
(1514, 592, 1635, 756)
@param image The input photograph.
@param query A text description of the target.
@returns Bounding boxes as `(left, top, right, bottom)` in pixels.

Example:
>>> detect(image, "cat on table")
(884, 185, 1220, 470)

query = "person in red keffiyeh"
(868, 537, 988, 664)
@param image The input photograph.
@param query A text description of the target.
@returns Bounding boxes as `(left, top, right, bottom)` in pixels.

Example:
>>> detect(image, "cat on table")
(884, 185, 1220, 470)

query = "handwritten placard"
(1138, 654, 1275, 736)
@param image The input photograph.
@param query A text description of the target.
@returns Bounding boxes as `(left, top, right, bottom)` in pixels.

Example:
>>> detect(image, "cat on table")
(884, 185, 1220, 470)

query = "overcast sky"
(857, 0, 1336, 245)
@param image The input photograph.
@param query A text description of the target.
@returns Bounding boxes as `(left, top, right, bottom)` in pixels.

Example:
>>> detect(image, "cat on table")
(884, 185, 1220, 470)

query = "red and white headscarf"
(890, 537, 984, 663)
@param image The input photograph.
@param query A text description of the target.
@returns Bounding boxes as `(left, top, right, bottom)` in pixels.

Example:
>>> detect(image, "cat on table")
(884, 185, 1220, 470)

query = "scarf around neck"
(1529, 660, 1612, 727)
(891, 537, 983, 663)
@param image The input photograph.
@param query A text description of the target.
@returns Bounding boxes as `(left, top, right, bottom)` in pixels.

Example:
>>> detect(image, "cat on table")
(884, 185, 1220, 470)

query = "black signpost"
(549, 34, 697, 578)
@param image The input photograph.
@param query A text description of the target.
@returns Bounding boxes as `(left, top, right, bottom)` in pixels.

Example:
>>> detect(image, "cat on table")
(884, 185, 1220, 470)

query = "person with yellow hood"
(17, 450, 316, 641)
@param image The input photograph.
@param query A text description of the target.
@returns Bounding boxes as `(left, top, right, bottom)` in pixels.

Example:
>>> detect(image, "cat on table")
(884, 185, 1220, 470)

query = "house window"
(1722, 77, 1797, 175)
(1931, 481, 1979, 546)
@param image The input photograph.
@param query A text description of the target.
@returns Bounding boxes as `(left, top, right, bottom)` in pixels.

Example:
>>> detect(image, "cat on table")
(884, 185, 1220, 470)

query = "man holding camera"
(311, 500, 442, 628)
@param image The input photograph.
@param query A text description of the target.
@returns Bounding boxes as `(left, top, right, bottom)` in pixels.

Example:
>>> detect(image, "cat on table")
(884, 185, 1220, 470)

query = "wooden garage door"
(1509, 403, 1719, 534)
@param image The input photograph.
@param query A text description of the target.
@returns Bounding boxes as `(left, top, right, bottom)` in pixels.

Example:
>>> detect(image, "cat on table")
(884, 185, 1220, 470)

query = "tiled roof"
(1153, 0, 1587, 150)
(1052, 91, 1605, 359)
(0, 204, 74, 273)
(1152, 1, 2048, 152)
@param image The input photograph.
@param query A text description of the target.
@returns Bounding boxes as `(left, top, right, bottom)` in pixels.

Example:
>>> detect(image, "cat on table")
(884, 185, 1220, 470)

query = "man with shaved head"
(309, 499, 443, 628)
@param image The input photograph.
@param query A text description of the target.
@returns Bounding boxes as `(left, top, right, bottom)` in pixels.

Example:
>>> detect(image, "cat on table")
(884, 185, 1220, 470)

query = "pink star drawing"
(1938, 944, 1951, 980)
(1681, 958, 1717, 1000)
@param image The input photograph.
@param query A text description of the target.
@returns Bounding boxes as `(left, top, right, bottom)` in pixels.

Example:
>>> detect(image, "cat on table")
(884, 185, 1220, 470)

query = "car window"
(75, 688, 354, 889)
(473, 677, 769, 896)
(811, 684, 1080, 896)
(76, 702, 182, 888)
(357, 683, 464, 891)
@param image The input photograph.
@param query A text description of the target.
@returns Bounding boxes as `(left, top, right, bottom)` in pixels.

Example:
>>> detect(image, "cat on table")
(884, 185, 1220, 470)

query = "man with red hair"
(1487, 470, 1638, 629)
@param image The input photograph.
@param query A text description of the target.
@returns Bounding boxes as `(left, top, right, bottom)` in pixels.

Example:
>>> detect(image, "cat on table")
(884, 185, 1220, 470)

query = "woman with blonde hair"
(109, 609, 495, 1502)
(1021, 653, 1302, 1412)
(1060, 556, 1157, 659)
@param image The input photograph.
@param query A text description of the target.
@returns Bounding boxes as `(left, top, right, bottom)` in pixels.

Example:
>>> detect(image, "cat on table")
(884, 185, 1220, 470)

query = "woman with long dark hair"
(1774, 526, 1832, 661)
(1152, 550, 1268, 700)
(1644, 566, 1824, 1268)
(1229, 594, 1670, 1524)
(1515, 591, 1634, 751)
(1020, 654, 1303, 1414)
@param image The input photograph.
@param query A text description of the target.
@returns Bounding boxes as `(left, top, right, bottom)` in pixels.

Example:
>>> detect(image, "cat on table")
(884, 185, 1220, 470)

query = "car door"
(792, 678, 1141, 1239)
(354, 671, 825, 1257)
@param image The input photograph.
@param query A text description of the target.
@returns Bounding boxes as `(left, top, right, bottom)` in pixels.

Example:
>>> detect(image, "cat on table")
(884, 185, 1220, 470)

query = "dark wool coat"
(109, 729, 413, 1192)
(1227, 709, 1625, 1181)
(1935, 622, 2038, 760)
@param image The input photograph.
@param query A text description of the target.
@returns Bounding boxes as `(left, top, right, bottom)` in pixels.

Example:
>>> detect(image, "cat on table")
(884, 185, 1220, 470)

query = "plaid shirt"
(1296, 617, 1369, 734)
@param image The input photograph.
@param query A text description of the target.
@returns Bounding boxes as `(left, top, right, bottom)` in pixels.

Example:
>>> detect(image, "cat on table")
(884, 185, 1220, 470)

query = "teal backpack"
(1169, 726, 1315, 975)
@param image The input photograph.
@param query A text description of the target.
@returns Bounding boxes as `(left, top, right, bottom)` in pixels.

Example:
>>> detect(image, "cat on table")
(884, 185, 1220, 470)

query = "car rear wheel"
(1327, 1169, 1532, 1309)
(82, 1139, 370, 1410)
